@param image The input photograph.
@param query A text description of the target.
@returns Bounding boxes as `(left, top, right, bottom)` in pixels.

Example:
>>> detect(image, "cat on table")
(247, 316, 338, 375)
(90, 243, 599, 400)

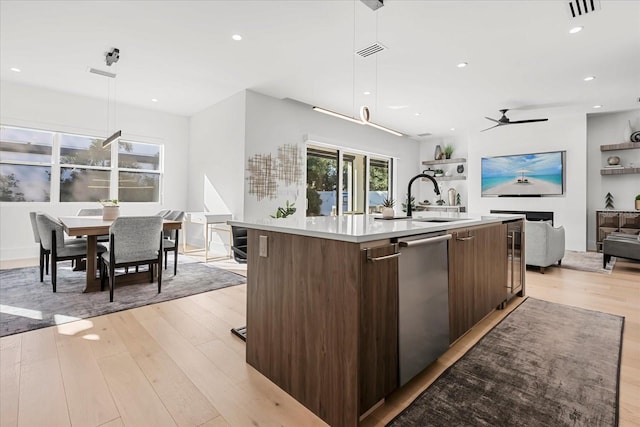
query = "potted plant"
(100, 199, 120, 220)
(434, 169, 444, 177)
(381, 197, 395, 219)
(443, 144, 454, 159)
(271, 200, 296, 218)
(636, 194, 640, 210)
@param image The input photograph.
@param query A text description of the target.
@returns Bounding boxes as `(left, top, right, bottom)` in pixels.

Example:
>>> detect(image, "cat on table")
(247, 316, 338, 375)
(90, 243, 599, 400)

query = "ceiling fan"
(481, 109, 548, 132)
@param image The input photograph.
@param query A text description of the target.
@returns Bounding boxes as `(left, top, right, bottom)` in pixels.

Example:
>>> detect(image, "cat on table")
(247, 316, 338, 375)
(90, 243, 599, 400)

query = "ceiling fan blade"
(481, 124, 502, 132)
(510, 118, 549, 124)
(484, 117, 500, 123)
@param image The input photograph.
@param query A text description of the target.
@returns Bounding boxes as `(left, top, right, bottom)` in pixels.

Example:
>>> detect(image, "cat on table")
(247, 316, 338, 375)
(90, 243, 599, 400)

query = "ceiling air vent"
(566, 0, 601, 18)
(355, 42, 387, 58)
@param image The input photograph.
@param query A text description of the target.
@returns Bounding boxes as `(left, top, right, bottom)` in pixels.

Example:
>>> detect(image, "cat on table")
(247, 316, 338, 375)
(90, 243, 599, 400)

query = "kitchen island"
(229, 212, 524, 427)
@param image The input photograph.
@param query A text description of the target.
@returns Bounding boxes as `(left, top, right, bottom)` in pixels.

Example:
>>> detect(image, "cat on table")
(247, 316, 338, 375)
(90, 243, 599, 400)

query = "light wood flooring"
(1, 256, 638, 426)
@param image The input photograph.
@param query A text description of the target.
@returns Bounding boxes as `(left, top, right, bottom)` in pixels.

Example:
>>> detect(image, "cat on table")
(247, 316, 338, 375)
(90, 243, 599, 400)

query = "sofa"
(603, 232, 640, 267)
(525, 220, 565, 273)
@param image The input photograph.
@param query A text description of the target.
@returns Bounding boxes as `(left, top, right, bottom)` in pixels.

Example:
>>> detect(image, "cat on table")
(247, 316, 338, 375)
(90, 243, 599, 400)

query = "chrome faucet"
(407, 174, 440, 217)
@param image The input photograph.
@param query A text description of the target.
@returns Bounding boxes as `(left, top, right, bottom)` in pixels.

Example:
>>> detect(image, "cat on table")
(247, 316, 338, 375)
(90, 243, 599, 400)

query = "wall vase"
(448, 188, 457, 206)
(434, 145, 443, 160)
(102, 206, 120, 221)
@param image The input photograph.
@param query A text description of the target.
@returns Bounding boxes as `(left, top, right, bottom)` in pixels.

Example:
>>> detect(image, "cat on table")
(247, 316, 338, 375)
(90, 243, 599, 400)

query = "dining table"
(58, 215, 182, 293)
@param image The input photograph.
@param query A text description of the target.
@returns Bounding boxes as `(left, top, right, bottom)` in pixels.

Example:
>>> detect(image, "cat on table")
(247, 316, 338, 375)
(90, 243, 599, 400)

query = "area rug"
(560, 250, 616, 274)
(387, 298, 624, 427)
(0, 259, 246, 337)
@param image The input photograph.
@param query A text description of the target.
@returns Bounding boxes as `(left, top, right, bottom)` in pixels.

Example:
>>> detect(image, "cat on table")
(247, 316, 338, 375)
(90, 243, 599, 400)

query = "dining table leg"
(82, 235, 101, 293)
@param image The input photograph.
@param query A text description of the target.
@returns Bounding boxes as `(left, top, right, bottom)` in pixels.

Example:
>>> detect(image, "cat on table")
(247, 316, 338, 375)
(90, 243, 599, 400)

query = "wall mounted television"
(481, 151, 565, 197)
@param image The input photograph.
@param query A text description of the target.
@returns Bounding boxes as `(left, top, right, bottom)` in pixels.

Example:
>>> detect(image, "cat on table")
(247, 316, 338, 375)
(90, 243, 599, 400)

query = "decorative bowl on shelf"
(607, 156, 620, 165)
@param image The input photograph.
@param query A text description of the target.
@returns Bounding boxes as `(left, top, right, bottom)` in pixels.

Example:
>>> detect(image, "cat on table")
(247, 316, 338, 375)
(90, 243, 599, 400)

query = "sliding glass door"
(306, 144, 393, 217)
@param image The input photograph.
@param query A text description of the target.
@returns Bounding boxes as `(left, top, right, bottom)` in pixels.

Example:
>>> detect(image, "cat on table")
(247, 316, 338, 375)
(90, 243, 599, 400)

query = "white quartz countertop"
(229, 212, 524, 243)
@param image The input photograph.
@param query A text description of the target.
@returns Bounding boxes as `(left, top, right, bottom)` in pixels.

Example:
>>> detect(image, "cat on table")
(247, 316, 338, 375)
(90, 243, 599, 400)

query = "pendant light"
(89, 48, 122, 148)
(313, 1, 403, 137)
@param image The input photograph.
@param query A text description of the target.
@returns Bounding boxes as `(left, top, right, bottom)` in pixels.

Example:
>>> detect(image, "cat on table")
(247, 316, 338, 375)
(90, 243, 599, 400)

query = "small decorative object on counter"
(607, 156, 621, 165)
(443, 144, 454, 159)
(271, 200, 296, 218)
(636, 194, 640, 211)
(605, 192, 615, 209)
(448, 188, 457, 206)
(456, 193, 462, 206)
(434, 144, 443, 160)
(381, 197, 396, 219)
(100, 199, 120, 220)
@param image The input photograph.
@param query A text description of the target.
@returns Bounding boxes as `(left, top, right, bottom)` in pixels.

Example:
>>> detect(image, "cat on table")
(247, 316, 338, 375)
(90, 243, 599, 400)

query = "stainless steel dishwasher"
(395, 231, 451, 386)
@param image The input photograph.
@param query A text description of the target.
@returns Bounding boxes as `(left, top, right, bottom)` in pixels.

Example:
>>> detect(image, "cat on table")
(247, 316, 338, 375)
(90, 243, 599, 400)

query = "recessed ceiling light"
(414, 113, 421, 116)
(593, 105, 602, 109)
(388, 105, 408, 110)
(450, 127, 456, 131)
(232, 34, 242, 41)
(10, 67, 21, 72)
(363, 91, 371, 95)
(584, 76, 595, 81)
(151, 98, 158, 102)
(569, 26, 583, 34)
(457, 62, 468, 68)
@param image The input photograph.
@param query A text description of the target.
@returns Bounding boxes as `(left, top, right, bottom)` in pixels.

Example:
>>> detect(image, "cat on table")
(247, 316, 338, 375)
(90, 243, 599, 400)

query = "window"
(59, 133, 111, 202)
(0, 126, 53, 202)
(0, 125, 163, 203)
(306, 144, 393, 216)
(117, 141, 161, 202)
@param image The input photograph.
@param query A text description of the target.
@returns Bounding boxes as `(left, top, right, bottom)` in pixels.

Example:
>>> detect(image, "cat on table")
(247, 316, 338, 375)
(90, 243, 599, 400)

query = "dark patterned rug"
(0, 258, 246, 337)
(387, 298, 624, 427)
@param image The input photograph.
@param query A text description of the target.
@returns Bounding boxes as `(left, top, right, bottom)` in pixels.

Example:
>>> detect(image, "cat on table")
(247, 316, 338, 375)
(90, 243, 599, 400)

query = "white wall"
(0, 81, 189, 260)
(467, 114, 588, 251)
(586, 109, 640, 250)
(242, 90, 421, 220)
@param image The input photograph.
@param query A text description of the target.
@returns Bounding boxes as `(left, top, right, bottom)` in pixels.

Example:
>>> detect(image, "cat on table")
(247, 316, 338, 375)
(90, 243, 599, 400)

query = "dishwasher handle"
(398, 234, 452, 247)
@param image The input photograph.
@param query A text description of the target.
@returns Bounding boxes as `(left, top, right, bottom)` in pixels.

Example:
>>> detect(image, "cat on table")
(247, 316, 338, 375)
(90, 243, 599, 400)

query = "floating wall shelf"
(600, 142, 640, 151)
(600, 167, 640, 175)
(422, 176, 467, 181)
(422, 158, 467, 165)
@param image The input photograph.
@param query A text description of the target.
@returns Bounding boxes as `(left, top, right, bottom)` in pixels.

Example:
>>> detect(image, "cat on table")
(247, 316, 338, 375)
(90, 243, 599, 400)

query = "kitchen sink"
(412, 217, 467, 223)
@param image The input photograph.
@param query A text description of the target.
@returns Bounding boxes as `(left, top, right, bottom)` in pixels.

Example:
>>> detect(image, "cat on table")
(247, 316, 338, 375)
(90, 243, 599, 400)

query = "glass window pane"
(369, 158, 389, 213)
(342, 152, 366, 214)
(60, 167, 110, 202)
(60, 133, 111, 166)
(0, 164, 51, 202)
(306, 147, 338, 216)
(118, 141, 160, 171)
(118, 171, 160, 202)
(0, 126, 53, 163)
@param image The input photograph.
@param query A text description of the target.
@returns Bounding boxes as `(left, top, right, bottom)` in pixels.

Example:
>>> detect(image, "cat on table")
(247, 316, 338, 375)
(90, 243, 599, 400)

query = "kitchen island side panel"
(246, 229, 361, 427)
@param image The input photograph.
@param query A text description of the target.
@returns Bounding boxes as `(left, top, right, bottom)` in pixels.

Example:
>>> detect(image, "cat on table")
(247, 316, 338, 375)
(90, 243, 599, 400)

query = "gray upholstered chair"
(100, 216, 163, 302)
(603, 232, 640, 267)
(525, 220, 565, 273)
(35, 213, 98, 292)
(162, 210, 184, 275)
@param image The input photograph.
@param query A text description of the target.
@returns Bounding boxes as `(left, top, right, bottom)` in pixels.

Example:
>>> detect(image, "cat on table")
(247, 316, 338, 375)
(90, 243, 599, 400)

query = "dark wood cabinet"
(448, 223, 507, 344)
(246, 230, 398, 427)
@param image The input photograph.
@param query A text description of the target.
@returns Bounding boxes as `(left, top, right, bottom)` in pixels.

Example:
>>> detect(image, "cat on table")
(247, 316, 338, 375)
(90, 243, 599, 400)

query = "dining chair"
(162, 210, 184, 275)
(100, 216, 163, 302)
(35, 213, 100, 292)
(77, 208, 109, 242)
(30, 212, 87, 283)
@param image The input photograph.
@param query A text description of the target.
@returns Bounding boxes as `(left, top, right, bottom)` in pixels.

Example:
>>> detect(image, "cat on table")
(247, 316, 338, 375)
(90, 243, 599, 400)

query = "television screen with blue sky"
(481, 151, 564, 196)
